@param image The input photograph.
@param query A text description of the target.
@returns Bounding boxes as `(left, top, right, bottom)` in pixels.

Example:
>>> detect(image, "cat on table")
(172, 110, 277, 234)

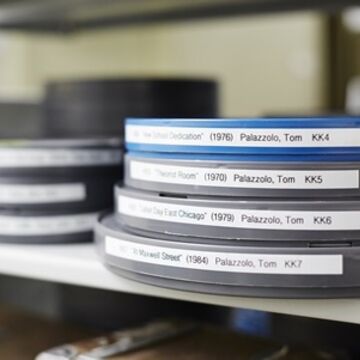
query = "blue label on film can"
(125, 117, 360, 154)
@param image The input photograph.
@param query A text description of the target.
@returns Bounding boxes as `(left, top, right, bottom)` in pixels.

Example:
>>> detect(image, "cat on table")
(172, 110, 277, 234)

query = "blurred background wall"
(0, 12, 329, 116)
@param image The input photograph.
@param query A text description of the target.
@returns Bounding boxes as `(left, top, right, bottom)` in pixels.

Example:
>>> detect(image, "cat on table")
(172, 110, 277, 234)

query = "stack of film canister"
(31, 78, 217, 244)
(96, 116, 360, 298)
(0, 138, 122, 244)
(43, 78, 218, 138)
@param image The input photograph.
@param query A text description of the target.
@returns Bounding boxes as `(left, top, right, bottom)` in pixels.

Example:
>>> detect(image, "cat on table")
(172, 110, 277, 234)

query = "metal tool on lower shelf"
(36, 319, 347, 360)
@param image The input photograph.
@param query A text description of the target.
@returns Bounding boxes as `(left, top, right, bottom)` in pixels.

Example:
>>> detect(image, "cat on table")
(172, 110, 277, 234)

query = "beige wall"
(0, 12, 329, 116)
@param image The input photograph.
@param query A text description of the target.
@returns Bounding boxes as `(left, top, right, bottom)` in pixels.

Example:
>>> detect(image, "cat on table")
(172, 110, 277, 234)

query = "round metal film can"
(0, 209, 100, 244)
(125, 117, 360, 155)
(115, 186, 360, 242)
(125, 152, 360, 198)
(45, 79, 218, 137)
(96, 213, 360, 298)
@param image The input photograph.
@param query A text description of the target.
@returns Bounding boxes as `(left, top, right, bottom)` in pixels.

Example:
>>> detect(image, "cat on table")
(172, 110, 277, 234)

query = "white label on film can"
(0, 213, 99, 236)
(0, 183, 86, 204)
(0, 149, 121, 167)
(105, 237, 343, 275)
(126, 125, 360, 148)
(130, 160, 359, 190)
(118, 195, 360, 231)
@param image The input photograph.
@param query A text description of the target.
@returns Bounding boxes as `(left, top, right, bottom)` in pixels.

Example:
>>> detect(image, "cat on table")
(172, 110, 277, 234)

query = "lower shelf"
(0, 242, 358, 324)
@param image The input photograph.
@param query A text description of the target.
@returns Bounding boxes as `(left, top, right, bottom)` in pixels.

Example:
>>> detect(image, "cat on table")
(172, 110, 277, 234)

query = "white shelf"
(0, 242, 359, 324)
